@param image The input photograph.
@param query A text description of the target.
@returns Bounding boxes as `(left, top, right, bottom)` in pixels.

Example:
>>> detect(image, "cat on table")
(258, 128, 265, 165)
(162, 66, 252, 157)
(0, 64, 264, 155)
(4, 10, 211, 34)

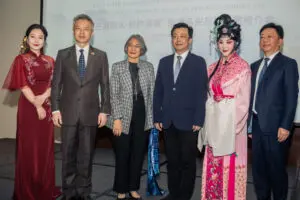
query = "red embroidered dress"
(201, 53, 251, 200)
(3, 51, 59, 200)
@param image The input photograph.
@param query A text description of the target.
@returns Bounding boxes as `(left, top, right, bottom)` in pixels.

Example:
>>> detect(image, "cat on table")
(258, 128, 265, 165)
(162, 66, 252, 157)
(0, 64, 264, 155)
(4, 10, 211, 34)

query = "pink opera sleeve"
(235, 68, 251, 135)
(2, 55, 28, 91)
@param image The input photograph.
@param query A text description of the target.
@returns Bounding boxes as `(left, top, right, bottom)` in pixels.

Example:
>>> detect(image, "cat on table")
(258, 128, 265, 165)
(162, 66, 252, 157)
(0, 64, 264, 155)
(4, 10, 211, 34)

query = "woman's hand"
(36, 106, 46, 120)
(34, 94, 47, 107)
(113, 119, 122, 136)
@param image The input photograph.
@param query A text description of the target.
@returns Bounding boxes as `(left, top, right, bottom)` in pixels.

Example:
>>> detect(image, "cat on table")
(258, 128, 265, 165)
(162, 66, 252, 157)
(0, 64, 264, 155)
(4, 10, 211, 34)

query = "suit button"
(78, 98, 81, 102)
(173, 87, 176, 91)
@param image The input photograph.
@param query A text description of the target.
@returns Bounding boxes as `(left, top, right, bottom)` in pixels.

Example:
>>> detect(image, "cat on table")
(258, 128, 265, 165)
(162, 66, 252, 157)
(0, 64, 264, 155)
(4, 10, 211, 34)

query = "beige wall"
(0, 0, 40, 138)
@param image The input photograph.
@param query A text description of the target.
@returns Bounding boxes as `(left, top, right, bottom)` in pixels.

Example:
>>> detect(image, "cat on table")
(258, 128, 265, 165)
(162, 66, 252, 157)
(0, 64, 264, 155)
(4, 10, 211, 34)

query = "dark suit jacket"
(248, 52, 299, 133)
(153, 52, 208, 131)
(51, 45, 111, 126)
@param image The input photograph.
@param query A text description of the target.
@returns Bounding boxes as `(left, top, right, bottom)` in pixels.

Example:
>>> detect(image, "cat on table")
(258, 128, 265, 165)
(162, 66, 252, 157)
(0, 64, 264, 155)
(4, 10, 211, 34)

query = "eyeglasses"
(128, 44, 141, 49)
(172, 35, 189, 40)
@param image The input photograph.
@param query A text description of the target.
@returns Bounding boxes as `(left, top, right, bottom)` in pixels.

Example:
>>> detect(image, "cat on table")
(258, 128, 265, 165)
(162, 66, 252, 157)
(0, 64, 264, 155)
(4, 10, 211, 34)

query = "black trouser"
(113, 95, 148, 193)
(252, 114, 289, 200)
(61, 123, 97, 198)
(164, 124, 198, 200)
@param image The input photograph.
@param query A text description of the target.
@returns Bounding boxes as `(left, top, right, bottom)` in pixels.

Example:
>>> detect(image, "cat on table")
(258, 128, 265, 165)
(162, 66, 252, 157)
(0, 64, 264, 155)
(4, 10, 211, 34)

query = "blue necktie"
(174, 55, 182, 83)
(78, 49, 85, 80)
(257, 57, 270, 86)
(255, 57, 269, 111)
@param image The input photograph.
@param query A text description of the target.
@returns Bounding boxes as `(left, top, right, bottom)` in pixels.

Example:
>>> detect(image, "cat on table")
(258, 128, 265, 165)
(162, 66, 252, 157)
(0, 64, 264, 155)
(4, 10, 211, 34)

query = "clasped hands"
(33, 94, 48, 120)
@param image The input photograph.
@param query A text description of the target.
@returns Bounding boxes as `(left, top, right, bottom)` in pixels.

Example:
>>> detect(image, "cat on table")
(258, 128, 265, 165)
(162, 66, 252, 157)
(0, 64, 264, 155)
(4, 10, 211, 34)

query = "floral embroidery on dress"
(202, 52, 249, 200)
(21, 54, 38, 85)
(235, 165, 247, 200)
(208, 52, 248, 85)
(205, 146, 223, 200)
(20, 53, 54, 122)
(20, 53, 54, 86)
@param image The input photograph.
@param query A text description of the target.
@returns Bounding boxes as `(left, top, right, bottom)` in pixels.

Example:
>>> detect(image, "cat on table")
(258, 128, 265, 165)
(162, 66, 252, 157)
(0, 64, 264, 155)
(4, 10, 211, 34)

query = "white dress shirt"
(75, 44, 89, 67)
(252, 51, 279, 113)
(173, 50, 189, 73)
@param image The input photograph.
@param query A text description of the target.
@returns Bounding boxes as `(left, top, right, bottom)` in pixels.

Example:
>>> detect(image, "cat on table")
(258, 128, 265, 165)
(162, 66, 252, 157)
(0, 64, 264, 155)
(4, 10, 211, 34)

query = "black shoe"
(129, 193, 142, 200)
(160, 195, 172, 200)
(78, 195, 93, 200)
(60, 196, 78, 200)
(116, 197, 128, 200)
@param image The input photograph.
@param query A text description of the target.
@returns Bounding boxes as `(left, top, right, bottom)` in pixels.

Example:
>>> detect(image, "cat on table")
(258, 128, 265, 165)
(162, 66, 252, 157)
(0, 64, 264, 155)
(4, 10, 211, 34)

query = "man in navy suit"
(248, 23, 299, 200)
(153, 22, 207, 200)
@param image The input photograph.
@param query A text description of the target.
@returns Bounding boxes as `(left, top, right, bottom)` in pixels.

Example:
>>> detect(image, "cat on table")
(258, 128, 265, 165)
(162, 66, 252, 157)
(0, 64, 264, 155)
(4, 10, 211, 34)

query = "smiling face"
(73, 19, 94, 47)
(27, 28, 45, 54)
(172, 27, 192, 54)
(217, 35, 235, 59)
(260, 27, 283, 57)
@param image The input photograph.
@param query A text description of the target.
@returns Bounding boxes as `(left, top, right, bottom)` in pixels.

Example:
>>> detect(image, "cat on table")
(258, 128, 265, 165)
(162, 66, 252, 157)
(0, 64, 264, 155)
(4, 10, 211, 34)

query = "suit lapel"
(138, 61, 147, 97)
(67, 45, 81, 83)
(167, 54, 175, 85)
(122, 61, 133, 95)
(82, 46, 96, 84)
(262, 52, 282, 80)
(175, 52, 191, 85)
(251, 59, 262, 89)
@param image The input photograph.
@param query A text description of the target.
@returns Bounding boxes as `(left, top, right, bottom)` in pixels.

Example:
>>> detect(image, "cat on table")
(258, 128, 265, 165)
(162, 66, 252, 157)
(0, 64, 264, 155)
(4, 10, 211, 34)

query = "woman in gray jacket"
(109, 34, 155, 200)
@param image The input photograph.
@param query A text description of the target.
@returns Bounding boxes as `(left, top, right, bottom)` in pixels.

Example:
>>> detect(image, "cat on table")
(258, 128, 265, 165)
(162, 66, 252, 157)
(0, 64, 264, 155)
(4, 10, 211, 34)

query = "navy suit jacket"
(153, 52, 208, 131)
(248, 52, 299, 134)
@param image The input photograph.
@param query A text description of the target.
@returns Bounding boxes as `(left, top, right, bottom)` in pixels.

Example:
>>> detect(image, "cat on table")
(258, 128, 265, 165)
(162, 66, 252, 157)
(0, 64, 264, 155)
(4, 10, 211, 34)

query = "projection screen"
(43, 0, 300, 122)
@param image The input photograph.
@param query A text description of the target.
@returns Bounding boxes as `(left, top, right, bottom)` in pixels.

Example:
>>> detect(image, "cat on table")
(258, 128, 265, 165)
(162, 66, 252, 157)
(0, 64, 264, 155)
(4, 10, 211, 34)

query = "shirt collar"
(75, 44, 90, 53)
(175, 50, 189, 60)
(264, 51, 279, 62)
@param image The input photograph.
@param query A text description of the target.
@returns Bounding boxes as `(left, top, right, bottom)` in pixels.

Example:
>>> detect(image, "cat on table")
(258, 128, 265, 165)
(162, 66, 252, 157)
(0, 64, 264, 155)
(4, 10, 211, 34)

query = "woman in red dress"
(2, 24, 61, 200)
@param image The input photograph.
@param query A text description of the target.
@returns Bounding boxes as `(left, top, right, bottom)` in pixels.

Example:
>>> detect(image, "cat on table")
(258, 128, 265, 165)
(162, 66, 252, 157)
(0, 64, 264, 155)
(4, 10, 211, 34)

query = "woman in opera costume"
(2, 24, 61, 200)
(198, 14, 251, 200)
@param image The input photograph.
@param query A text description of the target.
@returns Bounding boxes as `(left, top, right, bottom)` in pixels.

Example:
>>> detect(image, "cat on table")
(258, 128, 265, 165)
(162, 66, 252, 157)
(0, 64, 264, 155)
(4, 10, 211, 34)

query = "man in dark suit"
(51, 14, 110, 200)
(153, 23, 207, 200)
(248, 23, 299, 200)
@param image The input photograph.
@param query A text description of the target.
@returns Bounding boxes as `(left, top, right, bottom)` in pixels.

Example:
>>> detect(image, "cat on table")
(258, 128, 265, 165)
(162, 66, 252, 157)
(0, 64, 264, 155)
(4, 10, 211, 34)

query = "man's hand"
(277, 127, 290, 142)
(192, 125, 201, 132)
(98, 113, 107, 128)
(248, 134, 252, 139)
(52, 111, 63, 127)
(154, 123, 163, 131)
(113, 119, 122, 136)
(36, 106, 46, 120)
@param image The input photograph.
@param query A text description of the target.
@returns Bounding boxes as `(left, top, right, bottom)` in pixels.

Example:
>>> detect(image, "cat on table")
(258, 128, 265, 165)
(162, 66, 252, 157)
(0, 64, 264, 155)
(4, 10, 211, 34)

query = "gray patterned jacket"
(107, 60, 155, 134)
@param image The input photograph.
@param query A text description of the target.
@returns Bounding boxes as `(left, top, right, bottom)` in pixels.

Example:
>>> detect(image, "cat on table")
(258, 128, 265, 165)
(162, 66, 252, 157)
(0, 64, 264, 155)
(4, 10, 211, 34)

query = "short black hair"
(25, 24, 48, 39)
(73, 14, 94, 29)
(260, 23, 284, 39)
(171, 22, 193, 38)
